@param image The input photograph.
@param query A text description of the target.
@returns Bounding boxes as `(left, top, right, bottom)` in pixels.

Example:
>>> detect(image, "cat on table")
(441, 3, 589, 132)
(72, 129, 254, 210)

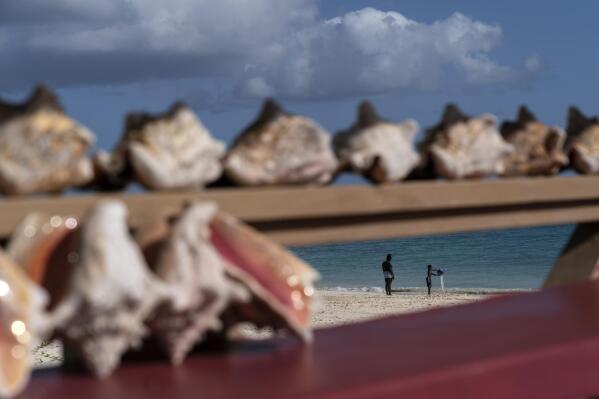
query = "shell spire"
(440, 103, 469, 128)
(565, 107, 599, 174)
(237, 98, 289, 139)
(566, 106, 598, 137)
(517, 105, 536, 124)
(356, 101, 381, 128)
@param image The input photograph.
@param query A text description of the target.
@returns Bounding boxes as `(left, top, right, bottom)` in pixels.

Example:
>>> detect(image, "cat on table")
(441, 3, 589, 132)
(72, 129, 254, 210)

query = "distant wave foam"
(319, 286, 533, 295)
(321, 286, 385, 293)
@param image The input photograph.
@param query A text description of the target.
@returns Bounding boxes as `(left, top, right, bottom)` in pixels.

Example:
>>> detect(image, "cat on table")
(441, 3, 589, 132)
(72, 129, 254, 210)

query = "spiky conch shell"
(500, 106, 568, 176)
(333, 101, 420, 183)
(565, 107, 599, 174)
(90, 102, 225, 191)
(0, 249, 47, 398)
(7, 202, 168, 378)
(224, 99, 338, 186)
(137, 202, 319, 360)
(419, 104, 514, 179)
(136, 203, 249, 364)
(0, 85, 95, 195)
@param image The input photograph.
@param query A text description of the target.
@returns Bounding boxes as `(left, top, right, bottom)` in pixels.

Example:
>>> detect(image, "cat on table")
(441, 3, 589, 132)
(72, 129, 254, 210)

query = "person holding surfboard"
(426, 264, 442, 296)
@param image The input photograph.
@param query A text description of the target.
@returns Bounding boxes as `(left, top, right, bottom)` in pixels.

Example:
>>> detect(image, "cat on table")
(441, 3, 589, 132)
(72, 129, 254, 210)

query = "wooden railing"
(3, 175, 599, 247)
(14, 175, 599, 398)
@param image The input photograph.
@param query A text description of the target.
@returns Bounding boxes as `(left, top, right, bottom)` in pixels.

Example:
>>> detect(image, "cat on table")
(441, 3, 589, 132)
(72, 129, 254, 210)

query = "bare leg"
(385, 279, 391, 295)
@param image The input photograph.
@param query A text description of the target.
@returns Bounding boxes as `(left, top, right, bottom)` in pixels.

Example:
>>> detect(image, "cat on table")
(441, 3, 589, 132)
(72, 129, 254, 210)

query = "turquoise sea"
(292, 224, 575, 291)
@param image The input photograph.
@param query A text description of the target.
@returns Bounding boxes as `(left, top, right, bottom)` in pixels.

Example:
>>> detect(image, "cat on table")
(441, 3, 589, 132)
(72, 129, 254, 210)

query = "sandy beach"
(312, 289, 491, 328)
(33, 288, 515, 368)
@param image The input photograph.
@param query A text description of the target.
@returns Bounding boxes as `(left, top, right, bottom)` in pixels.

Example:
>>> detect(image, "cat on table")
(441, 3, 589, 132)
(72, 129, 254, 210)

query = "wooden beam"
(543, 222, 599, 287)
(261, 202, 599, 246)
(0, 176, 598, 246)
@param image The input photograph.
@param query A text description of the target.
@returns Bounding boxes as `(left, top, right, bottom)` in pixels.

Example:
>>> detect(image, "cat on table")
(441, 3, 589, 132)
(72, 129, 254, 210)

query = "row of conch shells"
(1, 85, 598, 195)
(0, 200, 319, 397)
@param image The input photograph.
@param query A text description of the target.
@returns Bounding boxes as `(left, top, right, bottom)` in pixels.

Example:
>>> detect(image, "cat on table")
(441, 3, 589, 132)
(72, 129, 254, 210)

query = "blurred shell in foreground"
(565, 107, 599, 174)
(137, 203, 248, 364)
(500, 106, 568, 176)
(210, 210, 319, 341)
(334, 101, 420, 183)
(224, 99, 338, 186)
(0, 86, 95, 195)
(139, 201, 319, 361)
(0, 250, 46, 398)
(8, 202, 167, 378)
(419, 104, 513, 179)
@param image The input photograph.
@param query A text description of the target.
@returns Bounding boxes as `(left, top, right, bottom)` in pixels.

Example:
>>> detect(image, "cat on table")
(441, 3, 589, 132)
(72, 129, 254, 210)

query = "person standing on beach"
(382, 254, 395, 295)
(426, 264, 441, 296)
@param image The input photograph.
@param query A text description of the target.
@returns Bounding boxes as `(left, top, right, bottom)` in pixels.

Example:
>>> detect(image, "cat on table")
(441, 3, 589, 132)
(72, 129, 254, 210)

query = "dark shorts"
(426, 278, 432, 287)
(385, 278, 393, 284)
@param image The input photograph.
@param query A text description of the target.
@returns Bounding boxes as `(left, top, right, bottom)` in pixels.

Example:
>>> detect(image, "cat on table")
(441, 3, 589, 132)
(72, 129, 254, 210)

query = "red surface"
(20, 280, 599, 399)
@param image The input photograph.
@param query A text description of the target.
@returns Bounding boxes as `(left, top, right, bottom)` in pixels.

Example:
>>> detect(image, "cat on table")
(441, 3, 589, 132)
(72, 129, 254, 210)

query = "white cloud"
(238, 9, 521, 98)
(0, 1, 536, 101)
(524, 54, 542, 72)
(241, 77, 276, 98)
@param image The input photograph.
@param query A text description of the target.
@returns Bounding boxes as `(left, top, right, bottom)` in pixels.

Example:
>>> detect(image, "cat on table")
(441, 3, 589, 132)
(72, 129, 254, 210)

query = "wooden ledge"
(0, 176, 598, 245)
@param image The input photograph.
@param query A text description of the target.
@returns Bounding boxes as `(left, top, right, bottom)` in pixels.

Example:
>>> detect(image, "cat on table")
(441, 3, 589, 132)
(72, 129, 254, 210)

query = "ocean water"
(292, 224, 575, 291)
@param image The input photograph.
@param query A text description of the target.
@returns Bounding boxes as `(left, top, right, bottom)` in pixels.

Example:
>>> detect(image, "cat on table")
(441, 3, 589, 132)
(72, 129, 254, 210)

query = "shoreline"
(318, 286, 533, 295)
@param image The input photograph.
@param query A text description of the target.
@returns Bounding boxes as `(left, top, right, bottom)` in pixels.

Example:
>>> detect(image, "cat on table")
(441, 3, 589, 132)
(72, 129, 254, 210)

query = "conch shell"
(0, 86, 95, 195)
(136, 203, 248, 364)
(334, 101, 420, 183)
(500, 106, 568, 176)
(565, 107, 599, 174)
(0, 250, 46, 398)
(7, 202, 166, 377)
(92, 102, 225, 190)
(6, 198, 318, 379)
(418, 104, 513, 179)
(210, 211, 319, 340)
(91, 150, 130, 191)
(224, 99, 338, 186)
(137, 202, 319, 362)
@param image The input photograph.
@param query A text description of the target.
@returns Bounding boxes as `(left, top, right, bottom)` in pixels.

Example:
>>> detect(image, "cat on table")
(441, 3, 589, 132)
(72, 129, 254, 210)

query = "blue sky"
(1, 0, 598, 183)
